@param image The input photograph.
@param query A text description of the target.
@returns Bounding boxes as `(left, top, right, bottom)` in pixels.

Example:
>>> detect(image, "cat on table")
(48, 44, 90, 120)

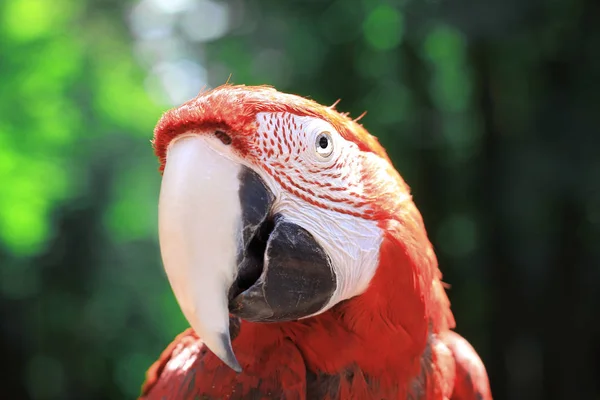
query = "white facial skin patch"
(248, 112, 396, 311)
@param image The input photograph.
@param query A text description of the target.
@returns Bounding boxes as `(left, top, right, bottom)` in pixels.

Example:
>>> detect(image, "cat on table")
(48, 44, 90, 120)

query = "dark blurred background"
(0, 0, 598, 399)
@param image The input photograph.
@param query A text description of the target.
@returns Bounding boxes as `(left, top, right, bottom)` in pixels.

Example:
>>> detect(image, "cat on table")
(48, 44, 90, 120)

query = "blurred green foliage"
(1, 0, 598, 399)
(0, 0, 187, 398)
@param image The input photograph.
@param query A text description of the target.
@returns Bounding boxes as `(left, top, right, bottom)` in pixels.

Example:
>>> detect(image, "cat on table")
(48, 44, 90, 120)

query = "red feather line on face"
(153, 84, 391, 170)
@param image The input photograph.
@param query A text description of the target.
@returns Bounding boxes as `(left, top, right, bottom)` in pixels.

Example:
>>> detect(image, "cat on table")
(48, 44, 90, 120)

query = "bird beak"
(158, 134, 336, 373)
(158, 135, 248, 372)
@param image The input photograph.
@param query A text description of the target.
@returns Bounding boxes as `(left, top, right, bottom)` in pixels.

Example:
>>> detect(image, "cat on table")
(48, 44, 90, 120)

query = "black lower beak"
(229, 167, 337, 322)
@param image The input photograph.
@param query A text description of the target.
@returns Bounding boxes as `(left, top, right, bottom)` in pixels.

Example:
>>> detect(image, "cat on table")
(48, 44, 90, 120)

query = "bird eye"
(315, 132, 333, 158)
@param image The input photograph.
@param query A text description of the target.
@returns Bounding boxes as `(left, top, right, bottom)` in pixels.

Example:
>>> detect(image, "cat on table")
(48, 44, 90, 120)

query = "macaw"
(140, 85, 492, 400)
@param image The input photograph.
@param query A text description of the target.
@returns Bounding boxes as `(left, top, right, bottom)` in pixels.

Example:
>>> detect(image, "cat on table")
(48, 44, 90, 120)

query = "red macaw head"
(154, 85, 445, 372)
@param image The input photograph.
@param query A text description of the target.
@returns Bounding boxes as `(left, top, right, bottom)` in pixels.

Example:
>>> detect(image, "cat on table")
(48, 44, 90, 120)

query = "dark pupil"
(318, 136, 329, 149)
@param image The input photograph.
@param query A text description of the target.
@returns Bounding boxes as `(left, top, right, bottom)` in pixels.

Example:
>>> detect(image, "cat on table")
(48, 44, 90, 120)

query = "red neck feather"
(230, 203, 455, 397)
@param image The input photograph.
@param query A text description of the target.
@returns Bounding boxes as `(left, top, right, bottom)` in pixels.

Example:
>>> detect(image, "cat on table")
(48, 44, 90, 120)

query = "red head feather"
(153, 85, 391, 169)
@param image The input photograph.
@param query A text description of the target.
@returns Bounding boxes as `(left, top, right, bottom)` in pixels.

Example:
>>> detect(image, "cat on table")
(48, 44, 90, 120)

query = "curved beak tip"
(219, 332, 242, 373)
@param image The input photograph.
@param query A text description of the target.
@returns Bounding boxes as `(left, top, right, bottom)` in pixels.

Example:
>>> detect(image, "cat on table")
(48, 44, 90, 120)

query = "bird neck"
(232, 217, 454, 393)
(293, 226, 443, 370)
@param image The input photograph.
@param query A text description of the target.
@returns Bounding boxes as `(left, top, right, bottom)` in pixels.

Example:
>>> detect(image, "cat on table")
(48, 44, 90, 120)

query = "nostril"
(214, 130, 232, 145)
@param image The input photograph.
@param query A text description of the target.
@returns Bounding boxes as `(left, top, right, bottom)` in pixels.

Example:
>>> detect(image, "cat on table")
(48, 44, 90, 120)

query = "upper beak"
(158, 135, 336, 372)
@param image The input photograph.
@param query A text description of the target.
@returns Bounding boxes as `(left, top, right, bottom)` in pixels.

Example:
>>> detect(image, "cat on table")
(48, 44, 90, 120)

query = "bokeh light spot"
(363, 5, 404, 51)
(3, 0, 76, 41)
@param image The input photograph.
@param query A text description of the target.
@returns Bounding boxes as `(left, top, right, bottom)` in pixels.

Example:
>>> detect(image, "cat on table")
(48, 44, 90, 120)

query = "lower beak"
(158, 135, 336, 372)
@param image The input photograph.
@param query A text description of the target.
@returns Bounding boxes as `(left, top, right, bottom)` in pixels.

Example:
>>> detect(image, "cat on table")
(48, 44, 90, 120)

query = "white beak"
(158, 135, 242, 372)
